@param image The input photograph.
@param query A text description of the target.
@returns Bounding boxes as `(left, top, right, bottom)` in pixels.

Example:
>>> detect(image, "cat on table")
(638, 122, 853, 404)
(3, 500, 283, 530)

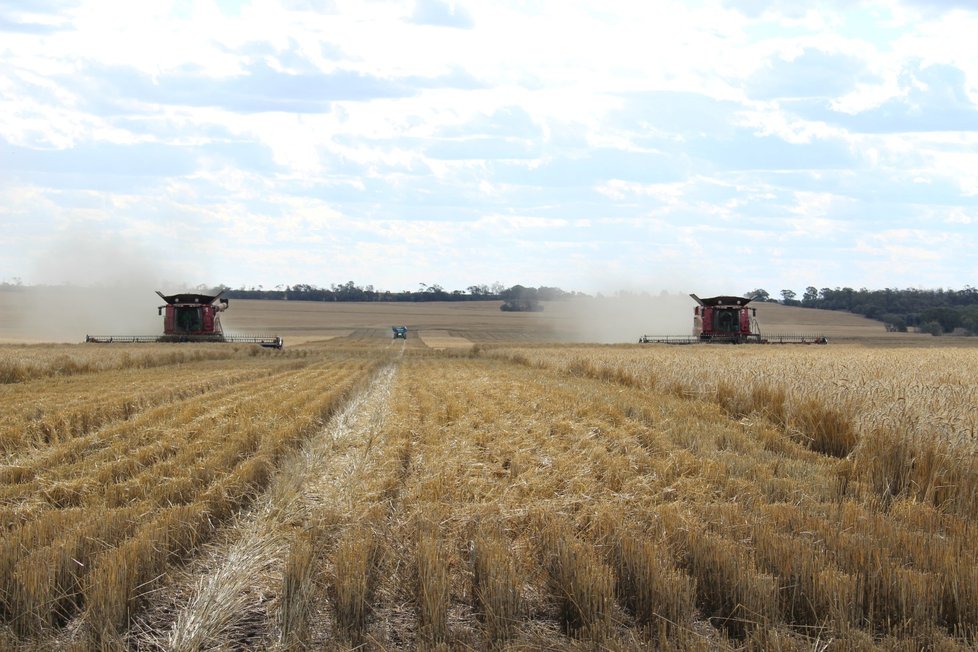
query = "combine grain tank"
(86, 290, 283, 349)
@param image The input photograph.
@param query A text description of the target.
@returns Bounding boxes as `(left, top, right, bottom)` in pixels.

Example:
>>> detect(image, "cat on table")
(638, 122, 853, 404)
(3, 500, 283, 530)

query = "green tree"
(920, 307, 960, 333)
(802, 286, 818, 306)
(920, 321, 943, 336)
(880, 313, 907, 332)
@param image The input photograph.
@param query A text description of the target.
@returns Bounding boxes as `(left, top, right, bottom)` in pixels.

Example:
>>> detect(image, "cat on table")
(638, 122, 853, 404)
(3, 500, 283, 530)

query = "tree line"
(746, 286, 978, 335)
(3, 279, 974, 329)
(0, 279, 574, 312)
(221, 282, 581, 311)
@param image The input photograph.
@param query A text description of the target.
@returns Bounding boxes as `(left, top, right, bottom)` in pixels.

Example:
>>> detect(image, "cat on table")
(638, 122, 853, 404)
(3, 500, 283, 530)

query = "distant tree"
(920, 320, 944, 336)
(425, 284, 448, 300)
(747, 288, 771, 302)
(920, 307, 960, 333)
(500, 285, 543, 312)
(802, 286, 819, 306)
(536, 286, 568, 301)
(960, 311, 978, 335)
(780, 289, 799, 305)
(880, 313, 907, 332)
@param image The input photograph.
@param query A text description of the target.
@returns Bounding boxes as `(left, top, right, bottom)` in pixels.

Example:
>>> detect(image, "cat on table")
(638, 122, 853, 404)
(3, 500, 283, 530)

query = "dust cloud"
(3, 233, 188, 342)
(546, 293, 696, 343)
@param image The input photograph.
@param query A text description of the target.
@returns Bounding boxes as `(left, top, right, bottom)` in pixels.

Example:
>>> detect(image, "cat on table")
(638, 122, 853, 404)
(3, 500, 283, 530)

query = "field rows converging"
(352, 355, 977, 649)
(0, 343, 383, 647)
(0, 354, 314, 455)
(132, 362, 399, 650)
(1, 341, 976, 650)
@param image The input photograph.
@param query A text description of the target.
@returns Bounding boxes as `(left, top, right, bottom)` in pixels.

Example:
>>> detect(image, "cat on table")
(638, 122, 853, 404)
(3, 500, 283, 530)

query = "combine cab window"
(175, 307, 203, 333)
(715, 309, 739, 334)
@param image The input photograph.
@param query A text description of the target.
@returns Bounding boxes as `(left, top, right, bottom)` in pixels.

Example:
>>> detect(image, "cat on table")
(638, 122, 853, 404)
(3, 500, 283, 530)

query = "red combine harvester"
(86, 290, 283, 349)
(639, 294, 826, 345)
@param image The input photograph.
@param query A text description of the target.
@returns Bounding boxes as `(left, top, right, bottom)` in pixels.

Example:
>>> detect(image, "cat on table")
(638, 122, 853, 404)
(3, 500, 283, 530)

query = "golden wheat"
(3, 339, 977, 649)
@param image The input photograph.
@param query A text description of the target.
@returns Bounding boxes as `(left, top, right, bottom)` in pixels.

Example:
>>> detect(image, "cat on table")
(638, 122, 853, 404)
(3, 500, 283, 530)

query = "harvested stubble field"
(1, 301, 977, 650)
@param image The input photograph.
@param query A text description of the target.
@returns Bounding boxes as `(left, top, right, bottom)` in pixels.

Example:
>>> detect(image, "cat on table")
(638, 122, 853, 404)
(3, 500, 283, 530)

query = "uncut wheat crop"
(1, 339, 976, 650)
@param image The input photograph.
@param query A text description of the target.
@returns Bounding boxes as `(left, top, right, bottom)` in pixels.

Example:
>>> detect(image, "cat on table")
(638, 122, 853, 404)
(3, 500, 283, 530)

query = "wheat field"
(1, 300, 976, 650)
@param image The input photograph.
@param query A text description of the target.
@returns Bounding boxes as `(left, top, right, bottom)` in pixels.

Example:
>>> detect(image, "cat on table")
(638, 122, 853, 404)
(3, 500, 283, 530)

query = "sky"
(1, 0, 976, 297)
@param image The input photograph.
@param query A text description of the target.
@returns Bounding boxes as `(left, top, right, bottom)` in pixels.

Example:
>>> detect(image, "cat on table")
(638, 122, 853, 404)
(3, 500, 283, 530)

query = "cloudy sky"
(1, 0, 976, 296)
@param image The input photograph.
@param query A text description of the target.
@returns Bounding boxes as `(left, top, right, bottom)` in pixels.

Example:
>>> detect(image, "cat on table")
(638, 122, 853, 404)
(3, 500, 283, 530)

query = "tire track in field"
(134, 362, 399, 651)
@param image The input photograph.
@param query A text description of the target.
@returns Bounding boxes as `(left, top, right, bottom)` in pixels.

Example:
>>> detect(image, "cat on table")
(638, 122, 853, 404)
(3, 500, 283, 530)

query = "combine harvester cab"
(639, 294, 827, 345)
(86, 290, 283, 349)
(392, 326, 408, 340)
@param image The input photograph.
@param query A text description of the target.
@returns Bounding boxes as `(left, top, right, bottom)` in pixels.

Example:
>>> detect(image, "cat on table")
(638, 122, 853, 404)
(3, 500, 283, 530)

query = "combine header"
(639, 294, 826, 345)
(86, 290, 283, 349)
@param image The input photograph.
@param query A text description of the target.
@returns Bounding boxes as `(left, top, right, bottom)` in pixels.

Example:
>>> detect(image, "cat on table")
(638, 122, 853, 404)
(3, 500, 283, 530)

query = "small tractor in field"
(392, 326, 408, 339)
(639, 294, 827, 345)
(86, 290, 284, 349)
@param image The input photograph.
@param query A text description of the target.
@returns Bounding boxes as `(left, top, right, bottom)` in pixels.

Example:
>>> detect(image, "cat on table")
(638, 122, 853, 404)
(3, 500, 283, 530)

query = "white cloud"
(1, 0, 976, 293)
(945, 208, 975, 224)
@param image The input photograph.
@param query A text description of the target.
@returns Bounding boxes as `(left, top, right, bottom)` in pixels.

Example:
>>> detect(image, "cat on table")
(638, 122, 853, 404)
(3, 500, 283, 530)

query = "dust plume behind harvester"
(639, 294, 827, 345)
(86, 290, 284, 349)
